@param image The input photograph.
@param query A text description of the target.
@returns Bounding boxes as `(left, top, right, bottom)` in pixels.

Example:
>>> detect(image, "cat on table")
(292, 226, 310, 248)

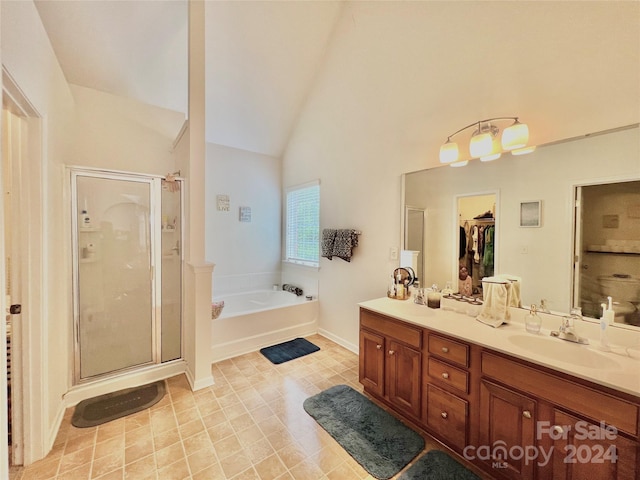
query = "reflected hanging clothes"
(483, 225, 495, 277)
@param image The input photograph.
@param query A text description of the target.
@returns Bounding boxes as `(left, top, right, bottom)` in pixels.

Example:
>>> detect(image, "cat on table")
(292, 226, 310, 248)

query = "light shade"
(501, 121, 529, 151)
(439, 140, 459, 164)
(469, 133, 493, 158)
(511, 145, 536, 156)
(450, 160, 468, 167)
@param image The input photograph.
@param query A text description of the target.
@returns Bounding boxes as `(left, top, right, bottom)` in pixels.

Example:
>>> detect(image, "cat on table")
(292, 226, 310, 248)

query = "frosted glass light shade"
(439, 141, 459, 164)
(469, 133, 493, 158)
(501, 122, 529, 150)
(511, 145, 536, 156)
(450, 160, 468, 167)
(480, 153, 501, 162)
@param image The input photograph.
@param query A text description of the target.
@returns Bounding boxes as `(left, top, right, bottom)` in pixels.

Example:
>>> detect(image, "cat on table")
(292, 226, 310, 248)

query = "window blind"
(285, 182, 319, 266)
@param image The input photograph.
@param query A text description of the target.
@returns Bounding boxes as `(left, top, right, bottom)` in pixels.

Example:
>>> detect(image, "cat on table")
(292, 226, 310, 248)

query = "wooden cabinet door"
(387, 340, 422, 418)
(479, 380, 536, 480)
(548, 410, 638, 480)
(359, 330, 385, 397)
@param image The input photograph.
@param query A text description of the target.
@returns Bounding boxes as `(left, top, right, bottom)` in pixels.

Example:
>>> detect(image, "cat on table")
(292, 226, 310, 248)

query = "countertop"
(358, 297, 640, 398)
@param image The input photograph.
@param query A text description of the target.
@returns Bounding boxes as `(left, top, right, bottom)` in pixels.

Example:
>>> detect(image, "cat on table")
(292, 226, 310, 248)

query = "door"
(160, 178, 182, 362)
(386, 340, 421, 418)
(479, 380, 536, 480)
(73, 172, 156, 381)
(549, 410, 638, 480)
(359, 329, 384, 396)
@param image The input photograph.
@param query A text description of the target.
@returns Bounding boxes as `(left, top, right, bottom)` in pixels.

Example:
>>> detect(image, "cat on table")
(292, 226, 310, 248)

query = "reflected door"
(73, 173, 155, 380)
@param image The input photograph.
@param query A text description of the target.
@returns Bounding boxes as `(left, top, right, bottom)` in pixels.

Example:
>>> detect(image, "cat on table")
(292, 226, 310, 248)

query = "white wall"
(70, 85, 184, 175)
(405, 127, 640, 313)
(205, 143, 282, 294)
(1, 0, 75, 462)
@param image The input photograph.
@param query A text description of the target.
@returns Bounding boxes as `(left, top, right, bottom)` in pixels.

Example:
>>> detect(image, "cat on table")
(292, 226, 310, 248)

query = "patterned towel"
(332, 229, 359, 262)
(321, 229, 337, 259)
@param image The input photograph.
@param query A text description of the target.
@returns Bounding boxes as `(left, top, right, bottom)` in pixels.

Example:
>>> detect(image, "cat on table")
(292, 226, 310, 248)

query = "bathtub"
(211, 289, 318, 362)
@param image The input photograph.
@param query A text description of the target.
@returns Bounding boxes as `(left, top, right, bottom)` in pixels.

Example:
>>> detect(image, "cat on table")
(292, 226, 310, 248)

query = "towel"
(476, 277, 512, 327)
(282, 284, 304, 296)
(321, 229, 337, 259)
(332, 229, 359, 262)
(496, 274, 522, 308)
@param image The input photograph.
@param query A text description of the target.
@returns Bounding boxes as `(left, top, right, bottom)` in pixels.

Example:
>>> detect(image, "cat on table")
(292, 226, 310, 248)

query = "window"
(285, 181, 320, 267)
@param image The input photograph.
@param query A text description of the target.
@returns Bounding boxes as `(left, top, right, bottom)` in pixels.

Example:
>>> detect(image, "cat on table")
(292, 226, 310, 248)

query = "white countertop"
(359, 297, 640, 398)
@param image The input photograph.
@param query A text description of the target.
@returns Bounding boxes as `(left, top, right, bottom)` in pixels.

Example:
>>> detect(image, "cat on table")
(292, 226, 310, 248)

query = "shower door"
(72, 170, 177, 382)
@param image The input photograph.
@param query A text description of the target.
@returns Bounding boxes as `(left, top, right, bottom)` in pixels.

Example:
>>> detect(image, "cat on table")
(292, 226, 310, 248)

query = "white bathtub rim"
(213, 289, 316, 319)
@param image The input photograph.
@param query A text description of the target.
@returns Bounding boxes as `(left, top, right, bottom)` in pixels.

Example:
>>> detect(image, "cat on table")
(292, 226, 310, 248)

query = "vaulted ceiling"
(34, 1, 640, 166)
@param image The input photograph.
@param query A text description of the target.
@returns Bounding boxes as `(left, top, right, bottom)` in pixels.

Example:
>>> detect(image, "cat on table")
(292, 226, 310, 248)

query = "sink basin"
(507, 334, 621, 369)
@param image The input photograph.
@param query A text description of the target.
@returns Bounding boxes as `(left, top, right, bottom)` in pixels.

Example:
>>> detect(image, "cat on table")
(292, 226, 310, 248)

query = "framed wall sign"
(520, 200, 542, 228)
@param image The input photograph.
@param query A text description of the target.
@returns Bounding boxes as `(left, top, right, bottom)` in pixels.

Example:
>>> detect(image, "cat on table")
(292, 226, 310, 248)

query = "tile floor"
(9, 334, 440, 480)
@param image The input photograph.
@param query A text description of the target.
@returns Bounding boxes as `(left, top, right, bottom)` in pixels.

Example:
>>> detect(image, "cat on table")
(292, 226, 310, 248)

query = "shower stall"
(71, 168, 183, 384)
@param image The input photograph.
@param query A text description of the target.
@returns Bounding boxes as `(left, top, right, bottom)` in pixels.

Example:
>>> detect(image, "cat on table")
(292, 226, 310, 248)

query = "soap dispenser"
(598, 297, 614, 352)
(525, 304, 542, 334)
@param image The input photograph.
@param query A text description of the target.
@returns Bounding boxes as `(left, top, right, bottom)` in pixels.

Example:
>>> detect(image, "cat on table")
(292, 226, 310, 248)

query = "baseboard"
(317, 328, 358, 354)
(211, 320, 317, 363)
(184, 367, 215, 391)
(63, 361, 187, 408)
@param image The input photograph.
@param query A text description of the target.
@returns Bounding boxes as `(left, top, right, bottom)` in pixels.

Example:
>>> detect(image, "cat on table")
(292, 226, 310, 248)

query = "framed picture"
(520, 201, 542, 227)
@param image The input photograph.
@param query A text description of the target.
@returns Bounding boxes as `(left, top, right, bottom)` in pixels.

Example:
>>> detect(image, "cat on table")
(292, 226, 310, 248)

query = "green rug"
(399, 449, 481, 480)
(303, 384, 425, 480)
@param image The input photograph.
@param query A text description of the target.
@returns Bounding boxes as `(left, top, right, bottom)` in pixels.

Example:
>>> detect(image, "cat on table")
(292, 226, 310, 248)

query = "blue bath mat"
(303, 384, 425, 479)
(398, 449, 480, 480)
(260, 337, 320, 364)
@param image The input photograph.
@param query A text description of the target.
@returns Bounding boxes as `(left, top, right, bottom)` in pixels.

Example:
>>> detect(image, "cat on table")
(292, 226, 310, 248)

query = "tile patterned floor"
(9, 334, 439, 480)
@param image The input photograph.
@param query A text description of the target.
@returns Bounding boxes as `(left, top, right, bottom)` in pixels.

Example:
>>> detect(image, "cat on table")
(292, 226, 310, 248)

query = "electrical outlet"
(390, 247, 399, 260)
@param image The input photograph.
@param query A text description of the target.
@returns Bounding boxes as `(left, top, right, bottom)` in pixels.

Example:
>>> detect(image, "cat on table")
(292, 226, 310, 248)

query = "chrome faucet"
(550, 308, 589, 344)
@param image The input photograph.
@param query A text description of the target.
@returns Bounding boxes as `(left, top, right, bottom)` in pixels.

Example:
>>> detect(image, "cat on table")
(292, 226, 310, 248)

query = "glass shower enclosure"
(71, 169, 182, 383)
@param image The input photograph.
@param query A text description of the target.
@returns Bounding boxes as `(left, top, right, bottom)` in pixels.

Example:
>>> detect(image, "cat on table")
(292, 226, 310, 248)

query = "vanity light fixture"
(439, 117, 535, 166)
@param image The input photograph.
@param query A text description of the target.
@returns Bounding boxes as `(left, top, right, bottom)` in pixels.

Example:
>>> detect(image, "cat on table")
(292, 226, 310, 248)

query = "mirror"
(404, 206, 425, 283)
(574, 180, 640, 327)
(402, 125, 639, 328)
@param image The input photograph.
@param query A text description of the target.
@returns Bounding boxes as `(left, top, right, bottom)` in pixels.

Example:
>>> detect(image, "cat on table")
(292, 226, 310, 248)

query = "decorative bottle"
(525, 304, 542, 334)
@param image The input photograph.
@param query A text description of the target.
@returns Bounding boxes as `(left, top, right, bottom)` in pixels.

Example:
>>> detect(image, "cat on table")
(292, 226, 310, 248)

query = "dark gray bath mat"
(303, 384, 425, 479)
(72, 380, 166, 428)
(398, 449, 481, 479)
(259, 337, 319, 364)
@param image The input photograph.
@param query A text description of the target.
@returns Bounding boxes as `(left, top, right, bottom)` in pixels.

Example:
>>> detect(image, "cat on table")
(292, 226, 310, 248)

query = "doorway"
(71, 169, 183, 384)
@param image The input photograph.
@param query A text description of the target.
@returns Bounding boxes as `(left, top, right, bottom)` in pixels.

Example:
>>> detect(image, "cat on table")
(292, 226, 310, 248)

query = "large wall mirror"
(402, 124, 639, 329)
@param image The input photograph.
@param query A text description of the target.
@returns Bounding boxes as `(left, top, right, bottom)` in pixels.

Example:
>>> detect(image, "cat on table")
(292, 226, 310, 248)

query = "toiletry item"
(80, 209, 91, 228)
(396, 274, 405, 299)
(525, 304, 542, 334)
(598, 297, 613, 351)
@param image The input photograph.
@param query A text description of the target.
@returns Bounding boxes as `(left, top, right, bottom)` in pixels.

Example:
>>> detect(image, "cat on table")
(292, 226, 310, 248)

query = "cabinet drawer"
(428, 334, 469, 367)
(425, 384, 468, 451)
(482, 351, 639, 437)
(360, 309, 422, 348)
(428, 357, 469, 394)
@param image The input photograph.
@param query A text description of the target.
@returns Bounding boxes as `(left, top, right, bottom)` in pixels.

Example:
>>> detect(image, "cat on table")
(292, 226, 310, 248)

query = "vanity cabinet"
(359, 309, 422, 418)
(358, 306, 640, 480)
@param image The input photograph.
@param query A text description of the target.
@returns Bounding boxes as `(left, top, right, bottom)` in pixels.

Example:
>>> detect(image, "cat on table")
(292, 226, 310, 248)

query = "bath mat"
(259, 337, 319, 364)
(398, 449, 481, 480)
(71, 380, 166, 428)
(303, 384, 425, 479)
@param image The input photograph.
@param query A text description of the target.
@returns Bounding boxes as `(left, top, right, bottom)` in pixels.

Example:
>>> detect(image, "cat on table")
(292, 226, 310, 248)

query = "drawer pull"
(523, 410, 532, 419)
(376, 344, 382, 350)
(441, 372, 450, 379)
(389, 350, 395, 356)
(553, 425, 564, 435)
(441, 412, 448, 419)
(441, 347, 449, 353)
